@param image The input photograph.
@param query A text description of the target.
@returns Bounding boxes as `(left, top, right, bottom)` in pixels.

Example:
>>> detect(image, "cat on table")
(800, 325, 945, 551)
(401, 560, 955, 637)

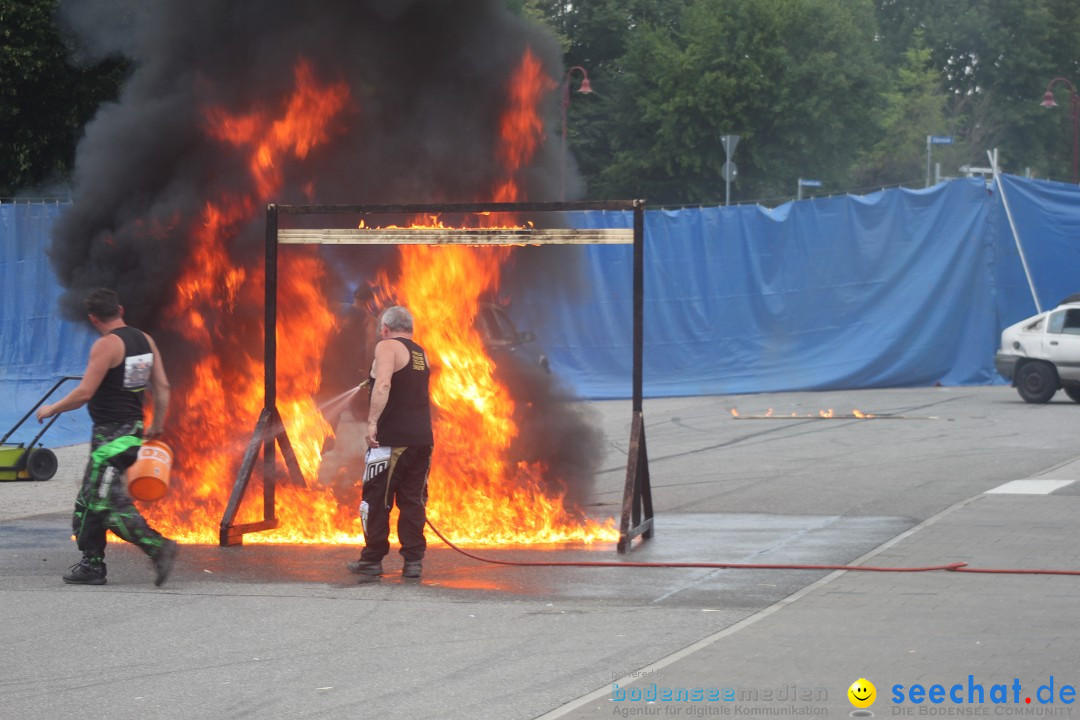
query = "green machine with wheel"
(0, 376, 81, 482)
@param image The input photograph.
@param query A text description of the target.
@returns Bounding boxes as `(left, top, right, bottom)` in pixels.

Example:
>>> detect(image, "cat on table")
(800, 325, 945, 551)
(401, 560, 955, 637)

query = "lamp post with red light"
(561, 66, 593, 200)
(1041, 77, 1079, 183)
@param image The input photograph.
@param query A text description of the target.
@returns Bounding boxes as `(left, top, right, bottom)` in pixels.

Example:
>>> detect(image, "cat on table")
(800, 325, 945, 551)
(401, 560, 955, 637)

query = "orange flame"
(145, 59, 349, 542)
(138, 50, 615, 547)
(379, 48, 612, 544)
(491, 48, 554, 203)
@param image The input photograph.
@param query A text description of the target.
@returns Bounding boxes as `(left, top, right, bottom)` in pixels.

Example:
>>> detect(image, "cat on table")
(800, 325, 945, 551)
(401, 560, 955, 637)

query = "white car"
(994, 300, 1080, 403)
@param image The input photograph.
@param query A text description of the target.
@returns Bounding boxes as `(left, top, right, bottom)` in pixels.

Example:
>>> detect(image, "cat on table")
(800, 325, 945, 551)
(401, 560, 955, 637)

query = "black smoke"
(50, 0, 585, 326)
(494, 356, 607, 515)
(49, 0, 604, 518)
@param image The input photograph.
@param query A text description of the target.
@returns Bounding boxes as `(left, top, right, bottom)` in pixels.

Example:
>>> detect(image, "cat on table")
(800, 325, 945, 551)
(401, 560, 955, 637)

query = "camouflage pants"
(73, 421, 168, 562)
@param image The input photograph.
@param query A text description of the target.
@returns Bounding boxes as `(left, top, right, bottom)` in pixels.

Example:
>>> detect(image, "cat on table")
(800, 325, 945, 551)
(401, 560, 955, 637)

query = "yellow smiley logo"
(848, 678, 876, 709)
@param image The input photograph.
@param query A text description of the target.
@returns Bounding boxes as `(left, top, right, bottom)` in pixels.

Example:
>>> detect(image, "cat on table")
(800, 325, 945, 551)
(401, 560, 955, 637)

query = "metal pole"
(265, 205, 278, 409)
(560, 67, 593, 201)
(264, 204, 278, 522)
(1041, 78, 1080, 183)
(1071, 91, 1079, 184)
(560, 81, 569, 201)
(797, 179, 803, 201)
(632, 200, 644, 413)
(926, 135, 932, 188)
(990, 150, 1042, 313)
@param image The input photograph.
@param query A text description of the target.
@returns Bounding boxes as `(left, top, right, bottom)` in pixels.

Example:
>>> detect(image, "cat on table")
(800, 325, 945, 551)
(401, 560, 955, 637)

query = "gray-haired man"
(347, 305, 434, 579)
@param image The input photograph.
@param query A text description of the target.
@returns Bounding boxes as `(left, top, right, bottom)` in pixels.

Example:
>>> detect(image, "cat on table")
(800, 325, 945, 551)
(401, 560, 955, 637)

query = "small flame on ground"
(729, 408, 879, 419)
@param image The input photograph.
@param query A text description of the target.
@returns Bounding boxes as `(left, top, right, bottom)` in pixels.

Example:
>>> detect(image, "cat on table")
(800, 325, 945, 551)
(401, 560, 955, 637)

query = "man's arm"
(35, 335, 120, 421)
(145, 333, 170, 437)
(364, 339, 398, 448)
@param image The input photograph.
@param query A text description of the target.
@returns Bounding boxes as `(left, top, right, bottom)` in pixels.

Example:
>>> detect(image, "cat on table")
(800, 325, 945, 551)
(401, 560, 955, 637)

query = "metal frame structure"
(219, 200, 653, 552)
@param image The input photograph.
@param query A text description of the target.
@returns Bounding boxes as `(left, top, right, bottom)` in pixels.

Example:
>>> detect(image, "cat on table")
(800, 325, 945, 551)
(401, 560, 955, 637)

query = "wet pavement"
(2, 386, 1079, 720)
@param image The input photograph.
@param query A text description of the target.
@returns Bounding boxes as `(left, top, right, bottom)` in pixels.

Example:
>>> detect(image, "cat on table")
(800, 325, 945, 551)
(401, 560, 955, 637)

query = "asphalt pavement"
(2, 386, 1079, 720)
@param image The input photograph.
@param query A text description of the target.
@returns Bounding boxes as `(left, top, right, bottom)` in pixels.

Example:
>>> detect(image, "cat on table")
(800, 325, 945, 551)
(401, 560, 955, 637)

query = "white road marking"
(985, 479, 1075, 494)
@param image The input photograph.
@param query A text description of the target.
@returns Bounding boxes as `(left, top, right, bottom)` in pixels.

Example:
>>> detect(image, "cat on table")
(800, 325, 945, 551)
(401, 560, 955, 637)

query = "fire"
(137, 49, 616, 547)
(145, 58, 349, 543)
(358, 215, 535, 231)
(380, 48, 612, 544)
(384, 244, 614, 544)
(729, 408, 879, 419)
(491, 47, 554, 203)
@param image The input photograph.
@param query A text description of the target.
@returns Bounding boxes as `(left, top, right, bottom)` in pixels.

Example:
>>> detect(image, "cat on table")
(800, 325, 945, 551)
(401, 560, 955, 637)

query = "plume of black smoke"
(50, 0, 590, 326)
(50, 0, 604, 516)
(494, 355, 606, 514)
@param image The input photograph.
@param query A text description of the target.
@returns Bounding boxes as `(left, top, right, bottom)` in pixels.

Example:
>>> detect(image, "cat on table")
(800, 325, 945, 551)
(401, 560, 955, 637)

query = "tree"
(0, 0, 129, 197)
(874, 0, 1080, 181)
(578, 0, 886, 204)
(856, 29, 954, 187)
(529, 0, 692, 201)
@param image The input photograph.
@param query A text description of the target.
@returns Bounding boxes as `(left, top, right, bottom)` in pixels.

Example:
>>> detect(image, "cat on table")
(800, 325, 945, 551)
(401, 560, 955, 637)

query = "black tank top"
(88, 326, 153, 425)
(373, 337, 433, 447)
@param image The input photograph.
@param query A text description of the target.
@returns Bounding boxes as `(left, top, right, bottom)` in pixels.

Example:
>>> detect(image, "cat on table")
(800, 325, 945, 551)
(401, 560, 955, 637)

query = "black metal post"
(265, 205, 278, 410)
(219, 409, 275, 545)
(617, 200, 654, 553)
(263, 206, 279, 523)
(632, 200, 644, 413)
(220, 199, 649, 547)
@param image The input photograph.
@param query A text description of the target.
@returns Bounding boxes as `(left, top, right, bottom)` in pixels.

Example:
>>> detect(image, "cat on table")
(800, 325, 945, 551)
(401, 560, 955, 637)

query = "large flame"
(147, 59, 351, 541)
(140, 49, 617, 546)
(391, 50, 613, 543)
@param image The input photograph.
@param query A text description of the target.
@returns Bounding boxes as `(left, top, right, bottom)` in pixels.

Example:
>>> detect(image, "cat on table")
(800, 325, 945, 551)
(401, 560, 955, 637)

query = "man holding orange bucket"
(37, 288, 179, 586)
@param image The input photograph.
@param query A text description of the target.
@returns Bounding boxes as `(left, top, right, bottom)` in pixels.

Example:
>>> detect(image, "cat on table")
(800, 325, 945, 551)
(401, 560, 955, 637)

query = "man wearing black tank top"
(347, 305, 434, 579)
(36, 288, 179, 586)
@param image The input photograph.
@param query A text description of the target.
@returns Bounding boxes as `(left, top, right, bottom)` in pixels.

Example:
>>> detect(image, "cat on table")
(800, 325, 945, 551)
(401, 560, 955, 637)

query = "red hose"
(426, 520, 1080, 576)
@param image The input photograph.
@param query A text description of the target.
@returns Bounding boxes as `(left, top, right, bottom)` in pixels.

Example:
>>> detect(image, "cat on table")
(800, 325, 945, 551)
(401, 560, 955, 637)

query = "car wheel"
(1016, 362, 1059, 404)
(1064, 385, 1080, 404)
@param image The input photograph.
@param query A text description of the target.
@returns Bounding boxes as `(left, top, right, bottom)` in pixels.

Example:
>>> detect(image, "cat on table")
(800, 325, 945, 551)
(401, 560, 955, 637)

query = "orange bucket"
(127, 440, 173, 502)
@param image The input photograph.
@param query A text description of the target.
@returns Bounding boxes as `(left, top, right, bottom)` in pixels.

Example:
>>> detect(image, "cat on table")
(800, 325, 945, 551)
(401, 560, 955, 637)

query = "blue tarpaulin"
(1, 202, 96, 448)
(514, 176, 1079, 398)
(2, 175, 1078, 446)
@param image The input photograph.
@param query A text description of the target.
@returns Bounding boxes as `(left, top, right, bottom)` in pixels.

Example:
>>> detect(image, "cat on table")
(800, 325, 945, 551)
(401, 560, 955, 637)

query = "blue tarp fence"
(2, 175, 1078, 447)
(1, 201, 96, 448)
(513, 175, 1079, 398)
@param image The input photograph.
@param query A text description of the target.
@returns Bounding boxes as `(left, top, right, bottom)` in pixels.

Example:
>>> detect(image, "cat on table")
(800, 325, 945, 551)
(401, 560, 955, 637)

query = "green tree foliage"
(0, 0, 128, 197)
(543, 0, 1080, 201)
(527, 0, 692, 200)
(874, 0, 1080, 182)
(577, 0, 886, 204)
(856, 29, 953, 187)
(6, 0, 1080, 199)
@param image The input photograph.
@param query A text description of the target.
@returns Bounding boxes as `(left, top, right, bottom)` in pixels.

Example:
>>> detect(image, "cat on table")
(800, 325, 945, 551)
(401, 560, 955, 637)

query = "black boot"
(153, 540, 179, 587)
(63, 559, 107, 585)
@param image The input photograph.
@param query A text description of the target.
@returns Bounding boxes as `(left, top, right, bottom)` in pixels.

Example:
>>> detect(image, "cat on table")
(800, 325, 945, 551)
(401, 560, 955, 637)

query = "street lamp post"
(561, 66, 593, 200)
(1041, 77, 1080, 184)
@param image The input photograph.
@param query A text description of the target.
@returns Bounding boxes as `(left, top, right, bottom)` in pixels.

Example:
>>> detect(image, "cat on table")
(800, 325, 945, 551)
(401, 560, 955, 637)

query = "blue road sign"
(799, 179, 822, 187)
(930, 135, 954, 145)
